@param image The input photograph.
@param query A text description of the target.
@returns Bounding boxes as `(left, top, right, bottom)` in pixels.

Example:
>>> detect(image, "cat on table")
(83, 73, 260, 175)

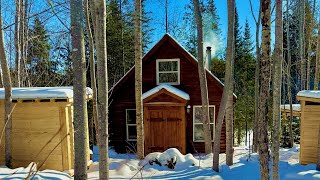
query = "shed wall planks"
(0, 101, 89, 171)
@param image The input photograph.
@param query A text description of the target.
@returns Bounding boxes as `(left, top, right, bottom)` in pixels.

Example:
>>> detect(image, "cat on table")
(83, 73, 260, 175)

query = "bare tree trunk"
(286, 0, 294, 148)
(226, 74, 234, 166)
(300, 0, 306, 90)
(212, 0, 235, 172)
(0, 0, 13, 168)
(258, 0, 271, 179)
(19, 0, 25, 86)
(306, 0, 316, 90)
(94, 0, 109, 179)
(249, 0, 262, 153)
(314, 23, 320, 90)
(192, 0, 212, 155)
(84, 0, 98, 145)
(272, 0, 283, 179)
(14, 0, 20, 87)
(134, 0, 144, 159)
(70, 0, 88, 179)
(24, 0, 30, 87)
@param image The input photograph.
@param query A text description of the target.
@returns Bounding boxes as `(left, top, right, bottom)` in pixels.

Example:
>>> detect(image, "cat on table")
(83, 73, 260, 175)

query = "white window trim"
(156, 58, 180, 85)
(126, 109, 137, 141)
(192, 105, 216, 142)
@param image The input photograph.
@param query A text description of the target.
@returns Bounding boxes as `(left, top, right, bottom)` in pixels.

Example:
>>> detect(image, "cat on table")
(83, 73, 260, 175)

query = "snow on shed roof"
(0, 87, 93, 99)
(297, 90, 320, 99)
(280, 104, 301, 112)
(142, 84, 190, 100)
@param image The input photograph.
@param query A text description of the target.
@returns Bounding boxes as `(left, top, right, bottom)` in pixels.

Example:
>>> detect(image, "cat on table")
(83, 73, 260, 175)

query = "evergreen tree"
(234, 7, 243, 61)
(27, 17, 59, 87)
(234, 16, 255, 145)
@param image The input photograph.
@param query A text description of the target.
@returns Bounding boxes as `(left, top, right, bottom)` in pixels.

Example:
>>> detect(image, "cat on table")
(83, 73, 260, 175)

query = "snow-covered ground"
(0, 145, 320, 179)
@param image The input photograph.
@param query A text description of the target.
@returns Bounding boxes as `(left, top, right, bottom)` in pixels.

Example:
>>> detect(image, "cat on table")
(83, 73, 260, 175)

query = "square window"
(156, 59, 180, 85)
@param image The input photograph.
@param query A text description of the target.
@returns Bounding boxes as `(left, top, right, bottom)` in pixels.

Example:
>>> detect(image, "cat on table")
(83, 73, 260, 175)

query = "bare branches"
(46, 0, 70, 31)
(2, 2, 67, 31)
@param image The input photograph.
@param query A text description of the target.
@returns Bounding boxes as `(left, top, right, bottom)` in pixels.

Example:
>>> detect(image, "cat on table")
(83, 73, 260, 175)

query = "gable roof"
(142, 84, 190, 100)
(109, 33, 236, 98)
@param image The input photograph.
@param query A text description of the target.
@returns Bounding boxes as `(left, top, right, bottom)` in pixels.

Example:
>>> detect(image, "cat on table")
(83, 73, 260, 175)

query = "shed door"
(144, 106, 186, 155)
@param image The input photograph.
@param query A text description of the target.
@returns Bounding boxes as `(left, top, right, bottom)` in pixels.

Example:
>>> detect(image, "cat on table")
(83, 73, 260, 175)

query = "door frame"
(143, 104, 187, 155)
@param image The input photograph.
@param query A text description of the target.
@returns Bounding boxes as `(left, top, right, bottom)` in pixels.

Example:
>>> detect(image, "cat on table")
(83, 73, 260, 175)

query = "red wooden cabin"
(108, 34, 236, 154)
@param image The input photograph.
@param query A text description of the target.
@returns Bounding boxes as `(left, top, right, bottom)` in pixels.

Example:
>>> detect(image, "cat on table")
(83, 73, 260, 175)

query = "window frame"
(126, 109, 137, 141)
(156, 58, 180, 85)
(192, 105, 216, 142)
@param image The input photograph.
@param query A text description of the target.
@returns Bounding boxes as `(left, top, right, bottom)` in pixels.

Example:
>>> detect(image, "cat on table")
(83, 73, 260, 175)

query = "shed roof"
(142, 84, 190, 100)
(0, 87, 93, 99)
(297, 90, 320, 99)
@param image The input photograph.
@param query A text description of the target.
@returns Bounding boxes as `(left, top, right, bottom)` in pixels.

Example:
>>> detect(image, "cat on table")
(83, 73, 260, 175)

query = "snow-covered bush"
(139, 148, 198, 170)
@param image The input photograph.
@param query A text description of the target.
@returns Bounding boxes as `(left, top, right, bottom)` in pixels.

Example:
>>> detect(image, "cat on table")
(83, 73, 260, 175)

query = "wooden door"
(144, 106, 186, 155)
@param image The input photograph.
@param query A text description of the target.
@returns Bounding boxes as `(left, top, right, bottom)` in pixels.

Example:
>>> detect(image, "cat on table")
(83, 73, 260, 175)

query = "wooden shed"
(296, 90, 320, 165)
(0, 87, 92, 171)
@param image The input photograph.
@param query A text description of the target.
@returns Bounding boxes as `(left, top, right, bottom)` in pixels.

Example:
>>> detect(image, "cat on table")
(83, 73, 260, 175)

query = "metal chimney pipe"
(206, 46, 212, 71)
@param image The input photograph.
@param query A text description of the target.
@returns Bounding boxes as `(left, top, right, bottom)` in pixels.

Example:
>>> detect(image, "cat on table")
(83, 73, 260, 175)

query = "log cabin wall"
(109, 34, 231, 154)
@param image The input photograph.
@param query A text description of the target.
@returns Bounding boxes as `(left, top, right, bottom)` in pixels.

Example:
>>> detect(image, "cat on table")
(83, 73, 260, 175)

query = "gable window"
(156, 59, 180, 85)
(193, 105, 215, 142)
(126, 109, 137, 141)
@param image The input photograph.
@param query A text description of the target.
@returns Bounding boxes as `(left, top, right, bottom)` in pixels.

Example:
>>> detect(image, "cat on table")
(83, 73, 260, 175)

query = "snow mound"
(140, 148, 198, 170)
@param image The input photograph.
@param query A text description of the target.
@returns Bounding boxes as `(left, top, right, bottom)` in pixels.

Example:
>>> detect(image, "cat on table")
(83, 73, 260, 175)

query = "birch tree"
(0, 0, 13, 168)
(94, 0, 109, 179)
(70, 0, 88, 178)
(213, 0, 235, 172)
(192, 0, 212, 154)
(272, 0, 283, 179)
(225, 0, 235, 166)
(134, 0, 144, 159)
(258, 0, 271, 179)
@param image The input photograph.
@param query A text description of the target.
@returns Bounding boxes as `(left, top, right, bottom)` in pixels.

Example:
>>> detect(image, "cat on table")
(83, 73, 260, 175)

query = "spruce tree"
(27, 18, 57, 87)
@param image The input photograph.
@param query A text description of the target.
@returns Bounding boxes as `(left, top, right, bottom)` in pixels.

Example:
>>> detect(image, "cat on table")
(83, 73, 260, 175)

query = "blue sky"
(145, 0, 261, 53)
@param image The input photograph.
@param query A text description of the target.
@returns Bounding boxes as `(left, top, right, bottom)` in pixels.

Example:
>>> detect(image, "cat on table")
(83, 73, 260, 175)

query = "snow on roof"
(142, 84, 190, 100)
(280, 104, 301, 112)
(297, 90, 320, 99)
(0, 87, 93, 99)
